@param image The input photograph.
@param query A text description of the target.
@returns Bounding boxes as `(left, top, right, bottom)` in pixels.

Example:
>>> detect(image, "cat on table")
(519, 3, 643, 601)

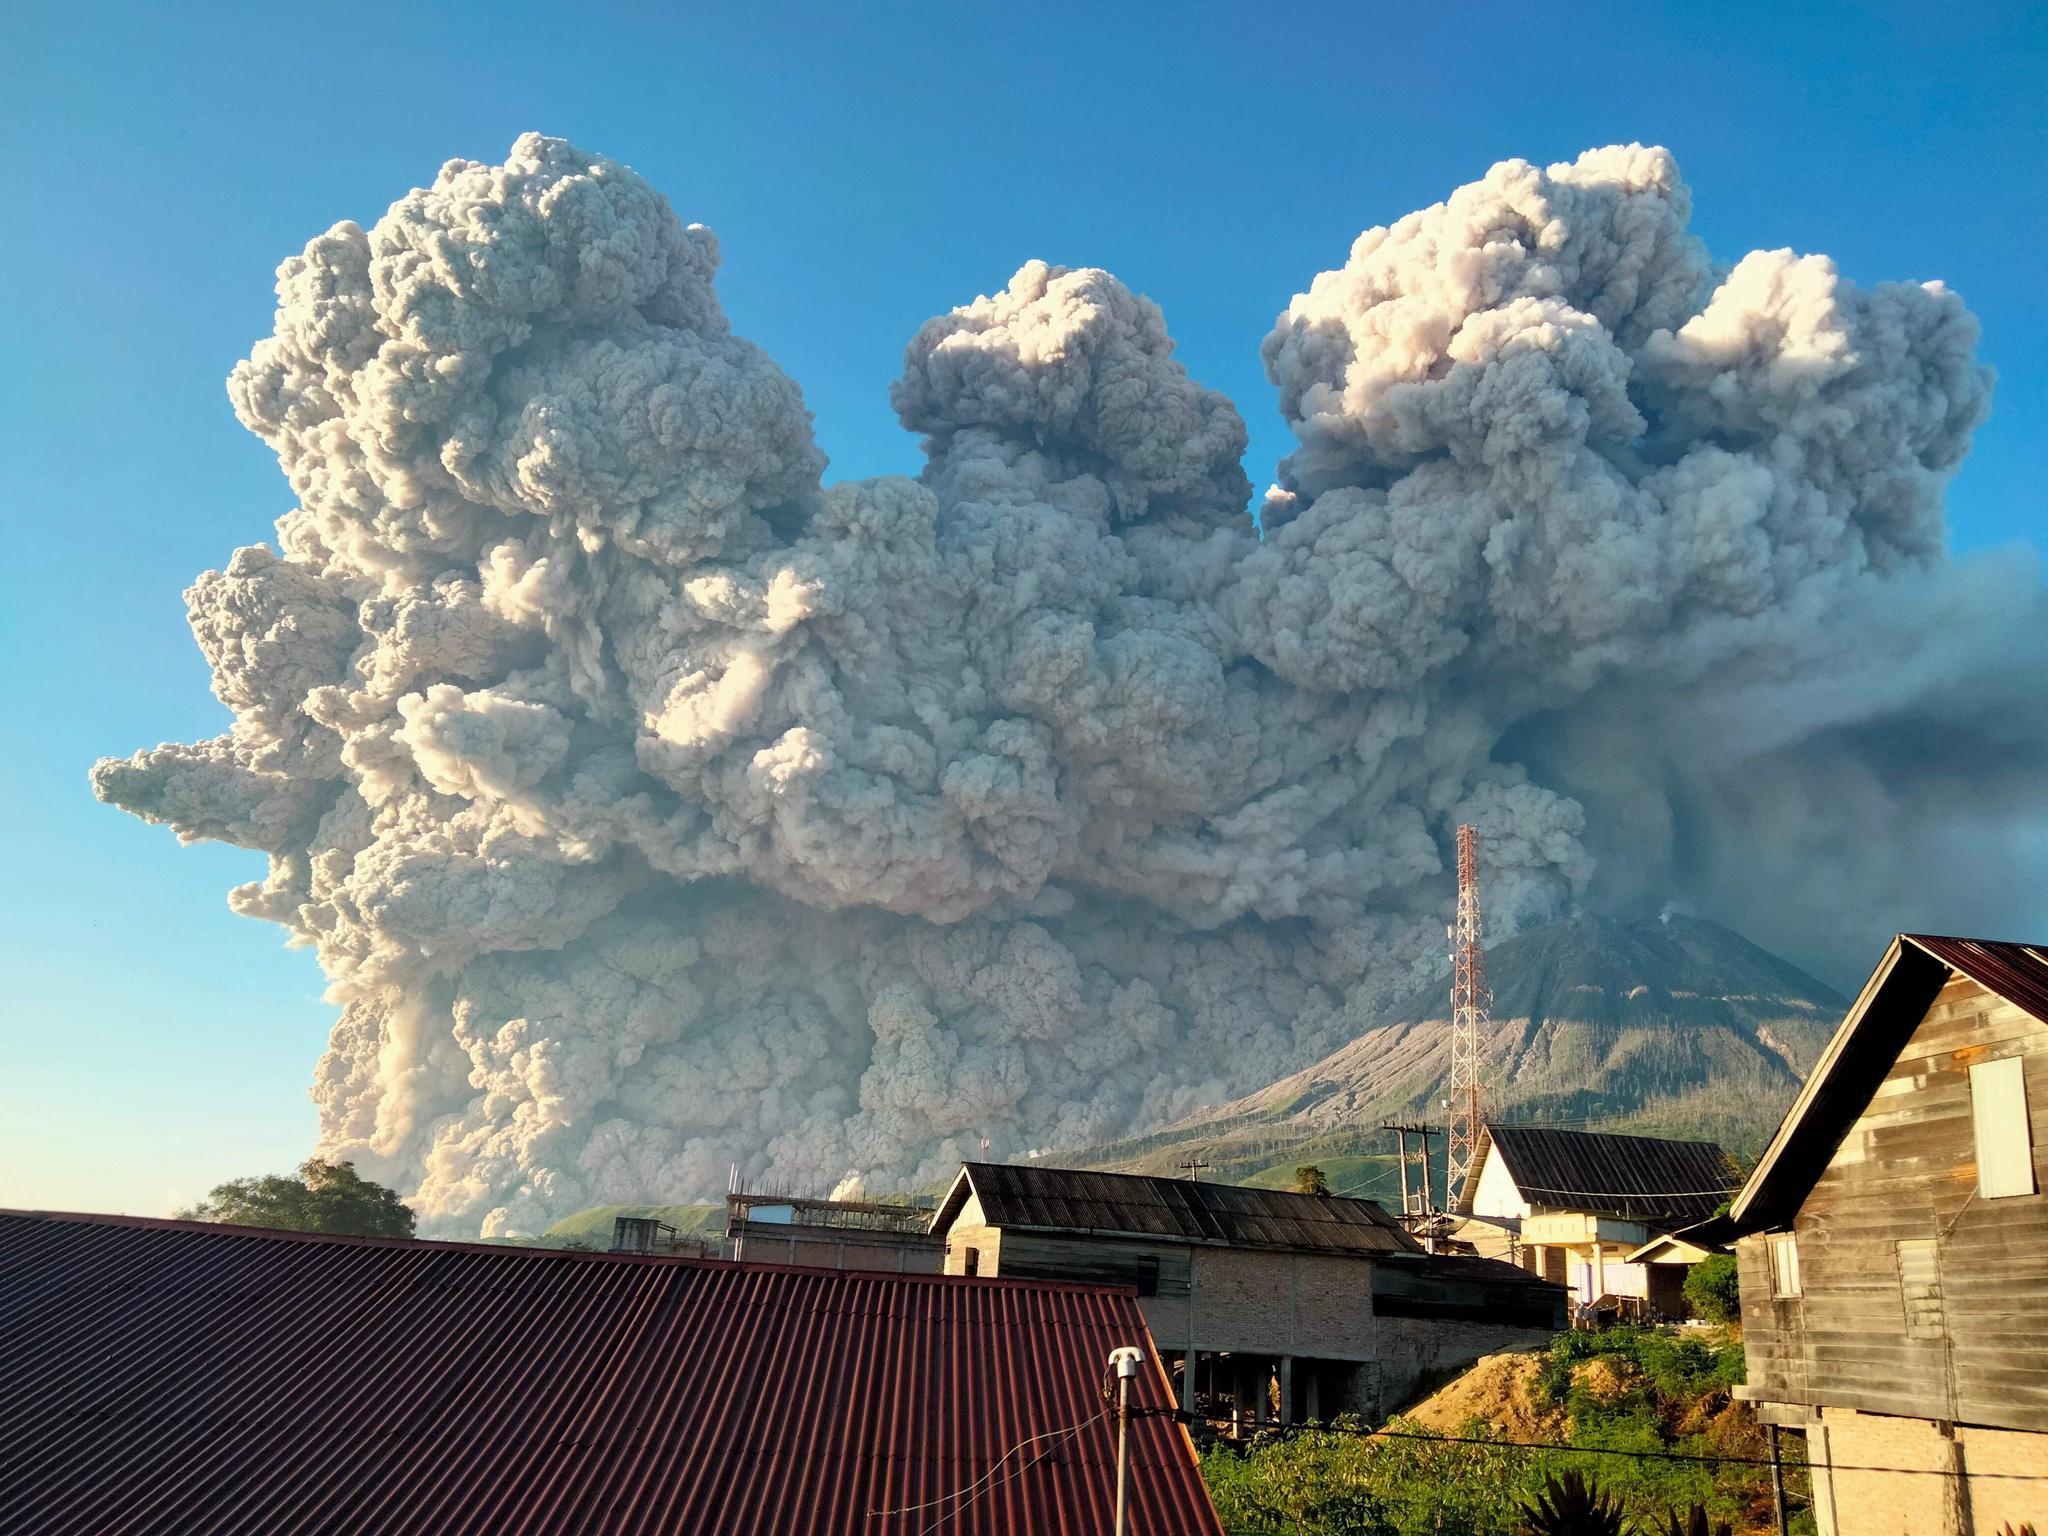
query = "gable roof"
(933, 1162, 1421, 1256)
(1456, 1124, 1738, 1227)
(1730, 933, 2048, 1234)
(0, 1209, 1221, 1536)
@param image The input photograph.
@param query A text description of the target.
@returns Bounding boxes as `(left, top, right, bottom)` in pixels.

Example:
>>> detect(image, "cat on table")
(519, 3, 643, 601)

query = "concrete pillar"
(1231, 1358, 1253, 1438)
(1592, 1241, 1606, 1303)
(1279, 1356, 1295, 1426)
(1305, 1367, 1321, 1423)
(1180, 1350, 1197, 1413)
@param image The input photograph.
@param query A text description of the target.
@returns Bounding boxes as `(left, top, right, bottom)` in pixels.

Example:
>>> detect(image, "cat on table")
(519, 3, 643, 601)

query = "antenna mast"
(1445, 824, 1490, 1199)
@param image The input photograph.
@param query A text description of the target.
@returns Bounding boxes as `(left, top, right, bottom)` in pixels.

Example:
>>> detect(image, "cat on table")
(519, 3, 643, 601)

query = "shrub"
(1684, 1254, 1741, 1323)
(1517, 1471, 1626, 1536)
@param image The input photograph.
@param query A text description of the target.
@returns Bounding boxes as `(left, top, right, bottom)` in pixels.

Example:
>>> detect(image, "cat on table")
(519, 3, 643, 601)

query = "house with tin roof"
(1452, 1123, 1740, 1320)
(0, 1208, 1221, 1536)
(930, 1161, 1566, 1428)
(1726, 934, 2048, 1536)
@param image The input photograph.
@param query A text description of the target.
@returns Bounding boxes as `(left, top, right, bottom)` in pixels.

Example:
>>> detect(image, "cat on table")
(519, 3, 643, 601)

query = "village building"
(721, 1187, 941, 1271)
(1728, 934, 2048, 1536)
(929, 1161, 1566, 1426)
(1452, 1123, 1739, 1320)
(0, 1208, 1221, 1535)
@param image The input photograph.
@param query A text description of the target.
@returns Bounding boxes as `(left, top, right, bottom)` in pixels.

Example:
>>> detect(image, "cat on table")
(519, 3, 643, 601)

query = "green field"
(538, 1203, 724, 1247)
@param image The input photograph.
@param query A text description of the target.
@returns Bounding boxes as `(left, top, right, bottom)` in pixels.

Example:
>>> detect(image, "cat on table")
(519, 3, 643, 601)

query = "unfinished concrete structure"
(930, 1162, 1565, 1426)
(724, 1189, 941, 1272)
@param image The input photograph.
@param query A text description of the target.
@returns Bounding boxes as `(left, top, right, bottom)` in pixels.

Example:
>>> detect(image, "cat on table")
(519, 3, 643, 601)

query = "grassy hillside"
(1203, 1326, 1809, 1535)
(1056, 913, 1840, 1196)
(539, 1203, 724, 1248)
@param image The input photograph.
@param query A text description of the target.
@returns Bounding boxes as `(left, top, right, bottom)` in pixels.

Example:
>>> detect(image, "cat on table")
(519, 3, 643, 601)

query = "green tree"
(1683, 1253, 1741, 1323)
(1292, 1165, 1332, 1196)
(178, 1158, 417, 1238)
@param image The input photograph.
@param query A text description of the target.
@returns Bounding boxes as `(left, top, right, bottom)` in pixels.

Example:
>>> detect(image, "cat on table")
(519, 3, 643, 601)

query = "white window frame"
(1897, 1238, 1944, 1340)
(1969, 1056, 2038, 1199)
(1768, 1231, 1802, 1298)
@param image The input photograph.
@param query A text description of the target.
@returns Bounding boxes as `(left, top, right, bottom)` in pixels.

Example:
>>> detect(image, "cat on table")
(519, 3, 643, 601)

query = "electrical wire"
(1151, 1412, 2048, 1480)
(863, 1408, 1113, 1530)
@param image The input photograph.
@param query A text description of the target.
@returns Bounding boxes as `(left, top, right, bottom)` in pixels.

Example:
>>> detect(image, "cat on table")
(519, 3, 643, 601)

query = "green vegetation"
(1202, 1417, 1525, 1536)
(538, 1203, 724, 1249)
(1203, 1328, 1806, 1536)
(1291, 1165, 1332, 1196)
(1684, 1254, 1742, 1323)
(178, 1158, 415, 1238)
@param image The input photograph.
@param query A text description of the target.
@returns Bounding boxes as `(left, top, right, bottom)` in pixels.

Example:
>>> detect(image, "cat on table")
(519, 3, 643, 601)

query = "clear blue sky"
(3, 1, 2041, 1214)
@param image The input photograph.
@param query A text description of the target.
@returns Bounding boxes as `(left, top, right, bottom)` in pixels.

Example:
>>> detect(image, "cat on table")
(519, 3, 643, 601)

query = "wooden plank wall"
(1741, 974, 2048, 1431)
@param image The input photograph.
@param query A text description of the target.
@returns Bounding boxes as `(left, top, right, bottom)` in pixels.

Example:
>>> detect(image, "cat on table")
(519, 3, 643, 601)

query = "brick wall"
(1807, 1407, 2046, 1536)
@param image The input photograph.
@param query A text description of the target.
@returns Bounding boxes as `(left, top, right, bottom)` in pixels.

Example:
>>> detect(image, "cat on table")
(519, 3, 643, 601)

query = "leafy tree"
(1684, 1253, 1741, 1323)
(178, 1158, 417, 1238)
(1292, 1165, 1332, 1196)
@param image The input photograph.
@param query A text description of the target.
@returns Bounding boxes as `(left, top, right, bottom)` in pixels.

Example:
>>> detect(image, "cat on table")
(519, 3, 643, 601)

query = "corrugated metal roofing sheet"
(1470, 1125, 1738, 1226)
(950, 1163, 1421, 1255)
(1905, 933, 2048, 1023)
(0, 1210, 1221, 1536)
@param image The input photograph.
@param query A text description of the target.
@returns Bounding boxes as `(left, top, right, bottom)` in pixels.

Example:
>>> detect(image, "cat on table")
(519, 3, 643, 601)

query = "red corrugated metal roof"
(1905, 933, 2048, 1023)
(0, 1209, 1222, 1536)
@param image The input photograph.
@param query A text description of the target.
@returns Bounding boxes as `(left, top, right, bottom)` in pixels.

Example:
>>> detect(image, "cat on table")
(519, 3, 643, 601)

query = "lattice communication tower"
(1444, 824, 1490, 1199)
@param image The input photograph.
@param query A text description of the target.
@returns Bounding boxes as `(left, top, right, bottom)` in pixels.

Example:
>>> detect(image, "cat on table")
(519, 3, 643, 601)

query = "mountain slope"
(1065, 912, 1845, 1194)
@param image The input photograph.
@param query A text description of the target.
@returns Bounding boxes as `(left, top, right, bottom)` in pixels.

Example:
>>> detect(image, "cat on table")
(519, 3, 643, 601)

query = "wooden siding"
(1740, 974, 2048, 1432)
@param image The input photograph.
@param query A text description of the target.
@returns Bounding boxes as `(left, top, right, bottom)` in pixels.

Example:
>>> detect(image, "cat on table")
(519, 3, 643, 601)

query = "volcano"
(1063, 912, 1845, 1193)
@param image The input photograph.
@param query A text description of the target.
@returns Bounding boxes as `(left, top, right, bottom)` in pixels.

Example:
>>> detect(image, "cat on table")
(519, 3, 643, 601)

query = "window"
(1768, 1232, 1801, 1298)
(1969, 1057, 2037, 1199)
(1897, 1239, 1945, 1340)
(963, 1246, 980, 1277)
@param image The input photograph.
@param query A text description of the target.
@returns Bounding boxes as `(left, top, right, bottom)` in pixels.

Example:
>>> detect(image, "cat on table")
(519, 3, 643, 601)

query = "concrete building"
(930, 1161, 1566, 1426)
(1728, 934, 2048, 1536)
(1453, 1123, 1738, 1320)
(723, 1188, 940, 1272)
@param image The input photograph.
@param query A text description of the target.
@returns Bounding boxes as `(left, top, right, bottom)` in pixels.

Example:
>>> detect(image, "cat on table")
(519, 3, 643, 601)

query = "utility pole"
(1380, 1122, 1443, 1254)
(1177, 1154, 1210, 1181)
(1108, 1346, 1145, 1536)
(1768, 1424, 1789, 1536)
(1379, 1122, 1441, 1220)
(1444, 824, 1491, 1199)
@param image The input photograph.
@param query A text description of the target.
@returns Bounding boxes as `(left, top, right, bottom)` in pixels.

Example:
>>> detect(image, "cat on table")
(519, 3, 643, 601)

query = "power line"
(1158, 1413, 2048, 1481)
(865, 1408, 1112, 1530)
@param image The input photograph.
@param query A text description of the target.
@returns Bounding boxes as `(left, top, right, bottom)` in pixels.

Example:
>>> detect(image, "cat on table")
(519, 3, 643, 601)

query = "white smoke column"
(96, 137, 2042, 1233)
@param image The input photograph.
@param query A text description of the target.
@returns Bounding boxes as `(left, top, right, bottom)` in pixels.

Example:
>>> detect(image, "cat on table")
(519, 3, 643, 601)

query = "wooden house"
(1453, 1123, 1739, 1320)
(1728, 934, 2048, 1536)
(929, 1161, 1567, 1426)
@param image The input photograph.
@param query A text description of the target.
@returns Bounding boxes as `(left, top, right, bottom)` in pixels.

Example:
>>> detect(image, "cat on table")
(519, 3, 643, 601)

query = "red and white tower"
(1444, 824, 1490, 1199)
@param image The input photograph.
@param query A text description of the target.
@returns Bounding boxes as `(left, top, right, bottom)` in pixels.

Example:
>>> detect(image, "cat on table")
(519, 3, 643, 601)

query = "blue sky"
(3, 0, 2042, 1214)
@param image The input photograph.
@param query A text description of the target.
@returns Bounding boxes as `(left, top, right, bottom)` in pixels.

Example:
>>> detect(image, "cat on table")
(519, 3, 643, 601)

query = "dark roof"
(1458, 1124, 1738, 1227)
(1906, 934, 2048, 1022)
(1731, 934, 2048, 1234)
(0, 1209, 1221, 1536)
(1378, 1250, 1567, 1288)
(934, 1162, 1421, 1256)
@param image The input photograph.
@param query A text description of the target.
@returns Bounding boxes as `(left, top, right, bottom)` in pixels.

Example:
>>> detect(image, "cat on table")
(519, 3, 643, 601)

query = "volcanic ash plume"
(97, 136, 2045, 1233)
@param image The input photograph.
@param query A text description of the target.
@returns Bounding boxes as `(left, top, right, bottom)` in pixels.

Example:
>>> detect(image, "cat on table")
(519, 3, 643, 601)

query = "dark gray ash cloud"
(96, 136, 2043, 1232)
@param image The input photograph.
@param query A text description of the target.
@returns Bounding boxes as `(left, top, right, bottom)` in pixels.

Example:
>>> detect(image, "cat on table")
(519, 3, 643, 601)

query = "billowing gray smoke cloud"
(97, 136, 2044, 1233)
